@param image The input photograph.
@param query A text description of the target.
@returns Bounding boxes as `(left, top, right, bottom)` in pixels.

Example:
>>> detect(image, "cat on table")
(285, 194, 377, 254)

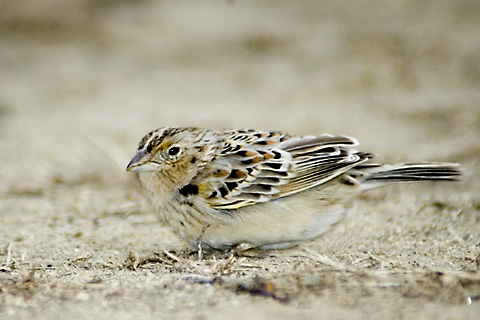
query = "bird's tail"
(353, 162, 462, 189)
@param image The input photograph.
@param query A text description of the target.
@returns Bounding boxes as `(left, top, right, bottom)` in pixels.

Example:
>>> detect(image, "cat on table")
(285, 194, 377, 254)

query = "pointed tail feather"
(362, 163, 462, 183)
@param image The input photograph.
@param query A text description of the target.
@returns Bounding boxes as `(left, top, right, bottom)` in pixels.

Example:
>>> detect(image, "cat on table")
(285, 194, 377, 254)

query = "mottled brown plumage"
(127, 127, 461, 250)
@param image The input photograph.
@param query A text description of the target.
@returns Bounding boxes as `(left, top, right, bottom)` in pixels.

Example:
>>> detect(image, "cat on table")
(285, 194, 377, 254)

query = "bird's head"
(126, 127, 209, 186)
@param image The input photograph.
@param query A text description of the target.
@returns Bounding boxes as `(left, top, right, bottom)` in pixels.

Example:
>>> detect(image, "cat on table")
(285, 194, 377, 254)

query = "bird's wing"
(193, 130, 370, 209)
(277, 135, 372, 196)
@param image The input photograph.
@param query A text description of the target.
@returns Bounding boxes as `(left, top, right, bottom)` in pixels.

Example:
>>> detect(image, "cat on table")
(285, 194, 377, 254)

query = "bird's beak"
(126, 149, 155, 172)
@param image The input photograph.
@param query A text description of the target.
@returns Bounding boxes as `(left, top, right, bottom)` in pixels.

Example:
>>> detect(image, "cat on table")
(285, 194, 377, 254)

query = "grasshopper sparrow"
(126, 127, 461, 250)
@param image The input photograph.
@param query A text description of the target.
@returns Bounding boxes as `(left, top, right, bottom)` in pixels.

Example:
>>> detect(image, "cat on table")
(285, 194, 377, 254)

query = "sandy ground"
(1, 1, 480, 319)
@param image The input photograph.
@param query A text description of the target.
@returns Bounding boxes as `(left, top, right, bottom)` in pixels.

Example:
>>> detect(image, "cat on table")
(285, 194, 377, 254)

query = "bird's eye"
(167, 146, 180, 156)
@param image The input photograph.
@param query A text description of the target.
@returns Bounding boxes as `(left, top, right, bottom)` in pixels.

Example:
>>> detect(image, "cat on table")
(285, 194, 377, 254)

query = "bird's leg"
(196, 223, 210, 261)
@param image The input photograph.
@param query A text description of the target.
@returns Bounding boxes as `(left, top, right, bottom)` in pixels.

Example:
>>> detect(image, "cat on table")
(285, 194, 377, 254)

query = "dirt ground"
(1, 1, 480, 319)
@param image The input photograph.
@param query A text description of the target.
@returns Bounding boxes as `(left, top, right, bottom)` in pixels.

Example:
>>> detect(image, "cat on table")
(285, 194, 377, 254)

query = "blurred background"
(1, 0, 479, 192)
(1, 3, 479, 318)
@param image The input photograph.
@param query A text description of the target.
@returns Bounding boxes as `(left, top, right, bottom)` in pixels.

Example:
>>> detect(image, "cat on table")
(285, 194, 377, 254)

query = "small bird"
(126, 127, 461, 251)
